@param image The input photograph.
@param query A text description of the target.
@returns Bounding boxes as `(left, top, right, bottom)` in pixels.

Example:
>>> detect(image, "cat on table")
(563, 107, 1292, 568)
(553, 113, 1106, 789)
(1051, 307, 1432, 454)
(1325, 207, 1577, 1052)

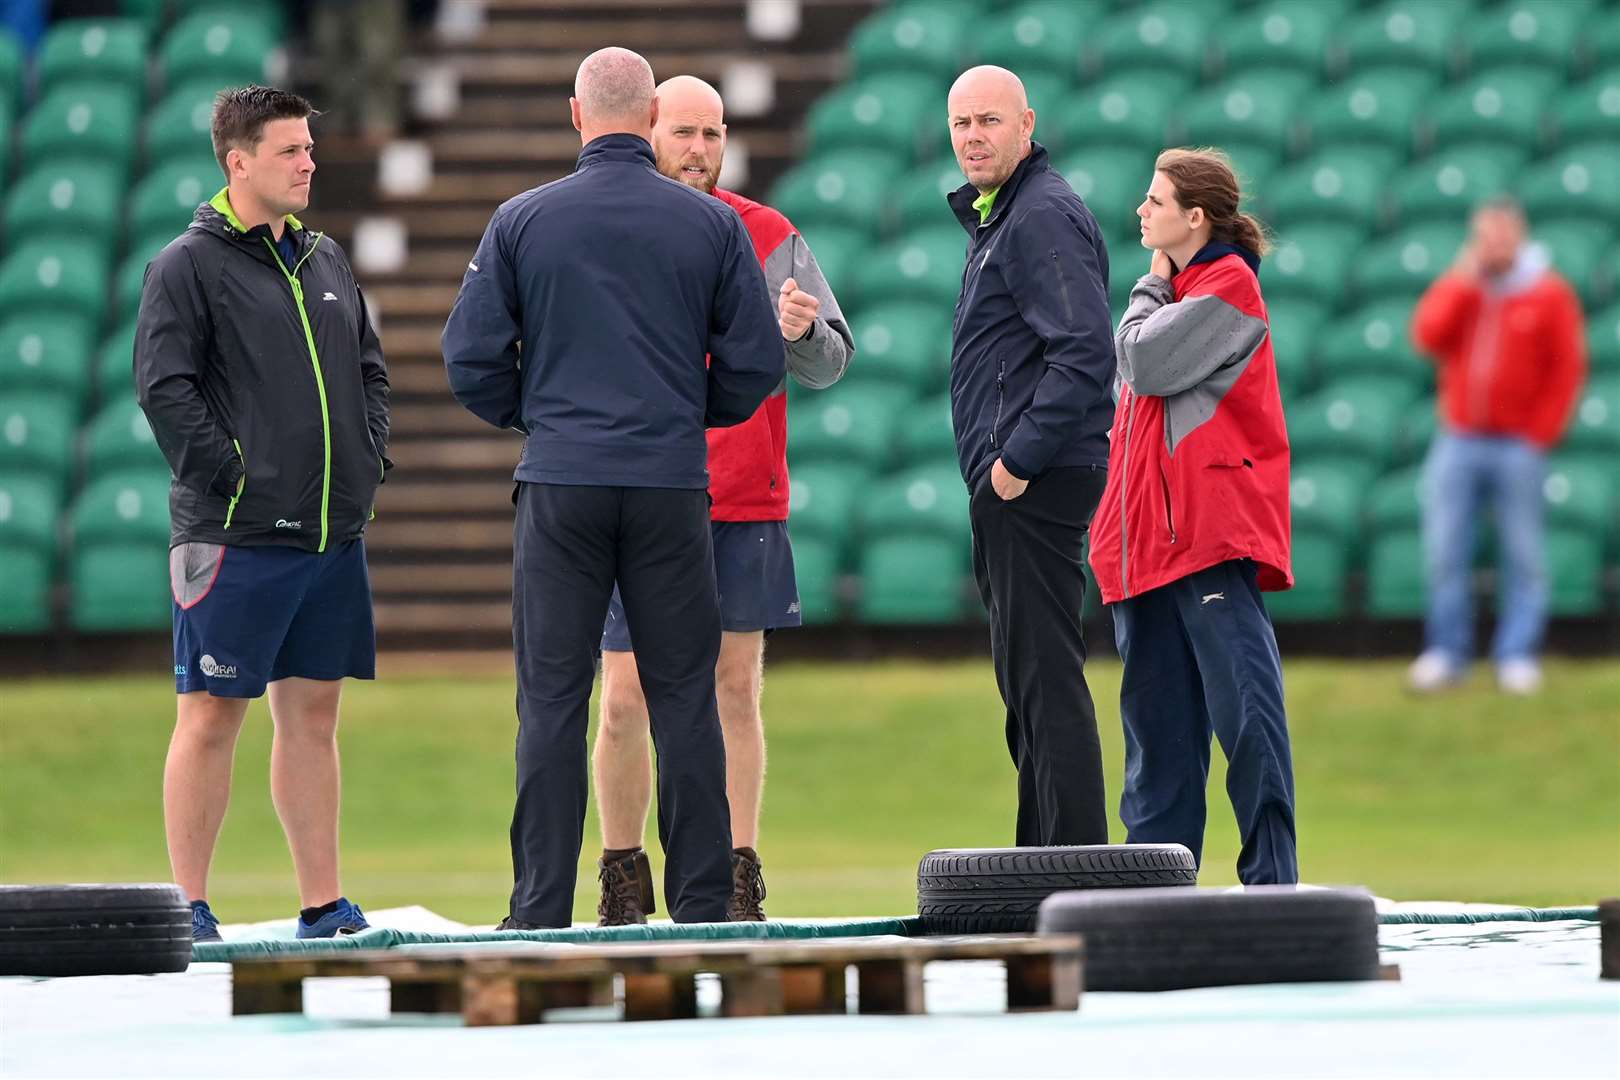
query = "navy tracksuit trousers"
(1111, 558, 1298, 884)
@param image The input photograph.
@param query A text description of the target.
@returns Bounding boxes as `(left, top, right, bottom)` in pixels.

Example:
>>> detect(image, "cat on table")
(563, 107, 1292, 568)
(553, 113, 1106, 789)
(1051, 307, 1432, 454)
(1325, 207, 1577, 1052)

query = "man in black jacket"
(442, 47, 784, 928)
(946, 66, 1118, 848)
(135, 86, 388, 942)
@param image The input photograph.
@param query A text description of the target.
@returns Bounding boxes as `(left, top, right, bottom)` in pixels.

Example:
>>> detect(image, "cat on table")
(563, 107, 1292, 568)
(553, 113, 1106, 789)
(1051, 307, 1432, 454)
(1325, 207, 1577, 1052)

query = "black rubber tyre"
(916, 845, 1198, 934)
(1037, 885, 1380, 991)
(0, 884, 192, 977)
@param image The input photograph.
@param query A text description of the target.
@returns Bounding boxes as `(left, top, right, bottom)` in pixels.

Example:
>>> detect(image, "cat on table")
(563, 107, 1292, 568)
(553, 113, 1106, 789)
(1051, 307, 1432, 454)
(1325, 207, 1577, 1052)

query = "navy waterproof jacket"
(947, 142, 1117, 488)
(441, 134, 784, 489)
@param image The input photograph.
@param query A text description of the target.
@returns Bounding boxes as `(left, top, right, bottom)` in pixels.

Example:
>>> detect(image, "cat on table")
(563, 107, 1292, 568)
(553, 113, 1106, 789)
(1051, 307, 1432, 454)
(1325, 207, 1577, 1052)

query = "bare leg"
(715, 631, 766, 849)
(593, 650, 653, 850)
(164, 692, 252, 902)
(267, 677, 345, 908)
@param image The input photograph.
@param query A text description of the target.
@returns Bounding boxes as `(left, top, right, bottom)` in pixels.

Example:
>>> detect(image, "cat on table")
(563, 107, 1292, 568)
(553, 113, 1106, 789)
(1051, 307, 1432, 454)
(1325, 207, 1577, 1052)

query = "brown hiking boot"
(597, 849, 656, 926)
(728, 847, 767, 922)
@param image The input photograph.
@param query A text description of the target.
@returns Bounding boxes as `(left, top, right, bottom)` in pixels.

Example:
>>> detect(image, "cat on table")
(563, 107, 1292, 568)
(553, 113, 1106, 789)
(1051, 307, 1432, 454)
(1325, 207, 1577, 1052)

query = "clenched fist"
(778, 277, 820, 341)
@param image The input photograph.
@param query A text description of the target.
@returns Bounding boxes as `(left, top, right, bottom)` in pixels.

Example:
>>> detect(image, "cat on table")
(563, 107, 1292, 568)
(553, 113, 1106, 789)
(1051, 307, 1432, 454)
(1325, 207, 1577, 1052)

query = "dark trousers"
(1112, 558, 1298, 885)
(509, 482, 732, 926)
(969, 465, 1110, 847)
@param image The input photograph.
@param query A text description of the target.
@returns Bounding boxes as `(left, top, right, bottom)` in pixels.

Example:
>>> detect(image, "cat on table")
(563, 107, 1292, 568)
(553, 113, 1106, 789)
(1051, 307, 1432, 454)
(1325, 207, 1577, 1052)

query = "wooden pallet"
(230, 935, 1083, 1025)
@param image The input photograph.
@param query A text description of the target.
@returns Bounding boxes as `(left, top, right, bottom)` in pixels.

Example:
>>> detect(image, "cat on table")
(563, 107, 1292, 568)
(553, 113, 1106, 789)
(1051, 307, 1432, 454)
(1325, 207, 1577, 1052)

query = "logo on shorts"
(275, 519, 302, 530)
(199, 654, 237, 679)
(787, 601, 801, 615)
(174, 665, 187, 676)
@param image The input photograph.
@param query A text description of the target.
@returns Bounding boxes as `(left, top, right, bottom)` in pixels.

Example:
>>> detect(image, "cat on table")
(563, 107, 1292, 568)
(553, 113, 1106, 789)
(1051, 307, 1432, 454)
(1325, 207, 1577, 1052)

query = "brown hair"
(210, 85, 317, 176)
(1153, 147, 1271, 257)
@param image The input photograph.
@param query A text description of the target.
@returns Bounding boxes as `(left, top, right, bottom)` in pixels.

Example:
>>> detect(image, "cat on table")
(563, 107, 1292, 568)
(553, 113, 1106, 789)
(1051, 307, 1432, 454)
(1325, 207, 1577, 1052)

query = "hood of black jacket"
(947, 141, 1054, 235)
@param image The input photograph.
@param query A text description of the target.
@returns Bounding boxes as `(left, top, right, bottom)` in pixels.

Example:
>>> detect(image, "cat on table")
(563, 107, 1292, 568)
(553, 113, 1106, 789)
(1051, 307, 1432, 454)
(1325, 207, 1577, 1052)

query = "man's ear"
(569, 97, 583, 133)
(1022, 106, 1035, 141)
(648, 94, 660, 129)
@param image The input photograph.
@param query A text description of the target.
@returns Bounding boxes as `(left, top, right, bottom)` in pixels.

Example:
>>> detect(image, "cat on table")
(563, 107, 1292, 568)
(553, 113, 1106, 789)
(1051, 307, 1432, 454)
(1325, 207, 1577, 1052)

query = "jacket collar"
(576, 133, 657, 170)
(948, 141, 1051, 236)
(199, 188, 308, 256)
(1178, 240, 1261, 277)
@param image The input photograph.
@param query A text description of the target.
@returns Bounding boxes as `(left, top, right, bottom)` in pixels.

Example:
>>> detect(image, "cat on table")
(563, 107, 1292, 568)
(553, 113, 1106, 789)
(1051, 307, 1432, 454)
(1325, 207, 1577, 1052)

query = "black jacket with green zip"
(134, 189, 390, 553)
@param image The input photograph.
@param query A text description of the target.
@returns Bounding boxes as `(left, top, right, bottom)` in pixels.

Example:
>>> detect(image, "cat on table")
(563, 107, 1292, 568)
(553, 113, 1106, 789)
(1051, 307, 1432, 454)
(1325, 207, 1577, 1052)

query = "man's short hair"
(210, 85, 317, 176)
(1474, 194, 1525, 219)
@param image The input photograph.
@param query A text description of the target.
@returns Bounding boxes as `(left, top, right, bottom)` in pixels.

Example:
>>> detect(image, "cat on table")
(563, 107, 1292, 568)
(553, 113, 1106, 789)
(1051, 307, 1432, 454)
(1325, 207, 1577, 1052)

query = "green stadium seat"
(1266, 147, 1399, 230)
(1542, 456, 1615, 545)
(143, 81, 226, 161)
(1264, 533, 1350, 621)
(1176, 71, 1312, 155)
(0, 108, 12, 192)
(1426, 67, 1561, 151)
(0, 471, 60, 557)
(3, 162, 124, 250)
(786, 462, 865, 559)
(113, 236, 172, 327)
(789, 533, 843, 624)
(806, 74, 942, 162)
(856, 535, 969, 623)
(895, 393, 957, 467)
(1536, 220, 1616, 309)
(1265, 299, 1327, 399)
(1302, 68, 1436, 155)
(70, 470, 170, 546)
(771, 150, 904, 235)
(1288, 460, 1365, 543)
(850, 302, 951, 391)
(0, 29, 21, 107)
(1551, 70, 1620, 146)
(0, 394, 78, 492)
(861, 464, 970, 545)
(1517, 142, 1620, 227)
(1364, 528, 1426, 617)
(97, 324, 137, 401)
(1086, 2, 1212, 80)
(0, 541, 53, 632)
(0, 240, 112, 326)
(158, 11, 277, 92)
(1332, 1, 1468, 77)
(37, 19, 149, 98)
(793, 224, 866, 298)
(1261, 223, 1366, 305)
(848, 0, 970, 80)
(129, 157, 217, 250)
(1213, 0, 1349, 77)
(1565, 374, 1620, 455)
(169, 0, 285, 37)
(21, 84, 141, 174)
(1056, 74, 1187, 155)
(1395, 397, 1438, 466)
(972, 0, 1102, 79)
(1365, 464, 1425, 534)
(1218, 142, 1283, 199)
(852, 227, 966, 308)
(1587, 303, 1620, 373)
(1349, 222, 1467, 301)
(83, 395, 167, 480)
(1287, 376, 1421, 472)
(1387, 144, 1526, 226)
(0, 314, 97, 411)
(69, 542, 171, 630)
(1461, 0, 1589, 76)
(789, 382, 911, 469)
(1543, 527, 1607, 616)
(1055, 145, 1157, 239)
(891, 157, 968, 235)
(1588, 7, 1620, 73)
(1314, 299, 1422, 384)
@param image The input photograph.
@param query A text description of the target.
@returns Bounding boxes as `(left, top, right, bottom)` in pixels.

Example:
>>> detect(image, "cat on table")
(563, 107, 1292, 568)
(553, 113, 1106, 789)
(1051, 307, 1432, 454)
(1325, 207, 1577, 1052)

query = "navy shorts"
(171, 540, 376, 698)
(601, 520, 800, 652)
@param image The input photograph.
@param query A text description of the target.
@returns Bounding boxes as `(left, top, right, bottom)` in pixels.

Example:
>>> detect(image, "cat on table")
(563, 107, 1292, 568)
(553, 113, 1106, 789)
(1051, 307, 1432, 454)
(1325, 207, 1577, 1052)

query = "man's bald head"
(656, 75, 724, 119)
(571, 47, 657, 142)
(947, 65, 1035, 193)
(652, 76, 728, 193)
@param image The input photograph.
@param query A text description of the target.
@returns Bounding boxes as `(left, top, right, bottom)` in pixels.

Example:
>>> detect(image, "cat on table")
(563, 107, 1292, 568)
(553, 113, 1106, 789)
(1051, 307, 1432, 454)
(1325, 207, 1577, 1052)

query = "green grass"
(2, 659, 1617, 924)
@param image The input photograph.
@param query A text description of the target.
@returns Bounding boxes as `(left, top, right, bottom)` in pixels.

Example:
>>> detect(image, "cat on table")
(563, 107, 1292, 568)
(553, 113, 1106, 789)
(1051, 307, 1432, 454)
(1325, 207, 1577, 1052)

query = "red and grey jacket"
(1089, 243, 1293, 604)
(707, 188, 853, 521)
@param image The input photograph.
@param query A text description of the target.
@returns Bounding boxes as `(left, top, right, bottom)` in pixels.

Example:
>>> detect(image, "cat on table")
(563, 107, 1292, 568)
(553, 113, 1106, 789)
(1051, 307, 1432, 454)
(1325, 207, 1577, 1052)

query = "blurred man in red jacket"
(1409, 197, 1586, 696)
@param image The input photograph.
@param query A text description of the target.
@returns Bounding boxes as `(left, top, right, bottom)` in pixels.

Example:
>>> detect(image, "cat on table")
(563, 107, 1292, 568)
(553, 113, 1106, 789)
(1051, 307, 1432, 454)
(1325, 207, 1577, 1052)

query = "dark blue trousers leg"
(1114, 583, 1212, 864)
(1178, 560, 1298, 885)
(616, 488, 731, 923)
(509, 483, 619, 926)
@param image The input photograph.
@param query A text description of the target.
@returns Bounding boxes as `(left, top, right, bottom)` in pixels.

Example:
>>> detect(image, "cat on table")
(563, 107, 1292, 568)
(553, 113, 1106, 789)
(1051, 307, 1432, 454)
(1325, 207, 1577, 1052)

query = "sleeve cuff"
(999, 449, 1034, 481)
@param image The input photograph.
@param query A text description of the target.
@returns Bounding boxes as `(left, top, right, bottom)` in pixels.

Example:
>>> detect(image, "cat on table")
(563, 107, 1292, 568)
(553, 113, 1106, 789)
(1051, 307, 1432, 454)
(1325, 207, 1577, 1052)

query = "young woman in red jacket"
(1089, 148, 1298, 885)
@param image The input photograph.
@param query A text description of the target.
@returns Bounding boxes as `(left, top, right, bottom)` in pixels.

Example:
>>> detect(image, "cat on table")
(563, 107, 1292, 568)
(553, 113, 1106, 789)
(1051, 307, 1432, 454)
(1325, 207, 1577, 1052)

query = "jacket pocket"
(990, 356, 1006, 448)
(1159, 466, 1177, 545)
(223, 439, 245, 530)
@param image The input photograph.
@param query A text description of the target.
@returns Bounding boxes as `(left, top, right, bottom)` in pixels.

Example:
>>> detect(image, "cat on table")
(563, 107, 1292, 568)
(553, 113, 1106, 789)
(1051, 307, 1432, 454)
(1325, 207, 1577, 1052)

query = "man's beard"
(663, 158, 719, 193)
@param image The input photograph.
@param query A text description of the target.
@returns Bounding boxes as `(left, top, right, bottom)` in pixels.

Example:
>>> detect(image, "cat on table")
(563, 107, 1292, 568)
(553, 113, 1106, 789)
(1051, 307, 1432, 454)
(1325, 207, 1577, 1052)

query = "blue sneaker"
(190, 899, 223, 943)
(295, 897, 370, 939)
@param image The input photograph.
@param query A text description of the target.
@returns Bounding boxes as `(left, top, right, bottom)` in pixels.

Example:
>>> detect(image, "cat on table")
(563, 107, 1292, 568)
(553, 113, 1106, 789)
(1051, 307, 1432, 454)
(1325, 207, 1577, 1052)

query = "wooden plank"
(718, 967, 784, 1018)
(622, 972, 699, 1021)
(390, 978, 463, 1014)
(778, 963, 846, 1015)
(854, 957, 925, 1015)
(1005, 951, 1082, 1012)
(231, 973, 304, 1016)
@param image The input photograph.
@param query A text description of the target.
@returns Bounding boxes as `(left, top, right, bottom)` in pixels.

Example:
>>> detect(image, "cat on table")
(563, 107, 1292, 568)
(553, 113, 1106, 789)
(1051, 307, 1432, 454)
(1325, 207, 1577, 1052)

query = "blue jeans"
(1420, 431, 1547, 665)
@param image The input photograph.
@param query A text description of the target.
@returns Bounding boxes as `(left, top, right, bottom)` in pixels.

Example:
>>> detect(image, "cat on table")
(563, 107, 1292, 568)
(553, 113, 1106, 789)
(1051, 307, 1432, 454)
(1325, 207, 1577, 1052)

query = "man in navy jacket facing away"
(946, 66, 1117, 849)
(442, 47, 784, 928)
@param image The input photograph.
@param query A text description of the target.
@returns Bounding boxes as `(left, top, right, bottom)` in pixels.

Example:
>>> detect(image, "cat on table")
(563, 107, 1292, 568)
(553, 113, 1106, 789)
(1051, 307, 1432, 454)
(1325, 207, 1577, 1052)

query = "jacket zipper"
(1159, 468, 1178, 544)
(264, 234, 331, 552)
(223, 438, 244, 529)
(1118, 389, 1136, 598)
(990, 357, 1005, 448)
(1467, 295, 1501, 429)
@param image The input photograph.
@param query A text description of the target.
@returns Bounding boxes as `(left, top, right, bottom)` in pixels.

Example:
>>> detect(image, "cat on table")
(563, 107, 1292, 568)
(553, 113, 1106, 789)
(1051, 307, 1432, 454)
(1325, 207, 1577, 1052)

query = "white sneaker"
(1497, 658, 1543, 696)
(1408, 650, 1461, 693)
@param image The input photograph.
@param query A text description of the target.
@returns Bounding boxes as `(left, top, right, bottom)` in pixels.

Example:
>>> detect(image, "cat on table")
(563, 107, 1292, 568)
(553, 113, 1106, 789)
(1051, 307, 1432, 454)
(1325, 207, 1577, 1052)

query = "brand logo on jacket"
(321, 291, 338, 301)
(275, 519, 302, 530)
(199, 654, 237, 679)
(1201, 592, 1225, 605)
